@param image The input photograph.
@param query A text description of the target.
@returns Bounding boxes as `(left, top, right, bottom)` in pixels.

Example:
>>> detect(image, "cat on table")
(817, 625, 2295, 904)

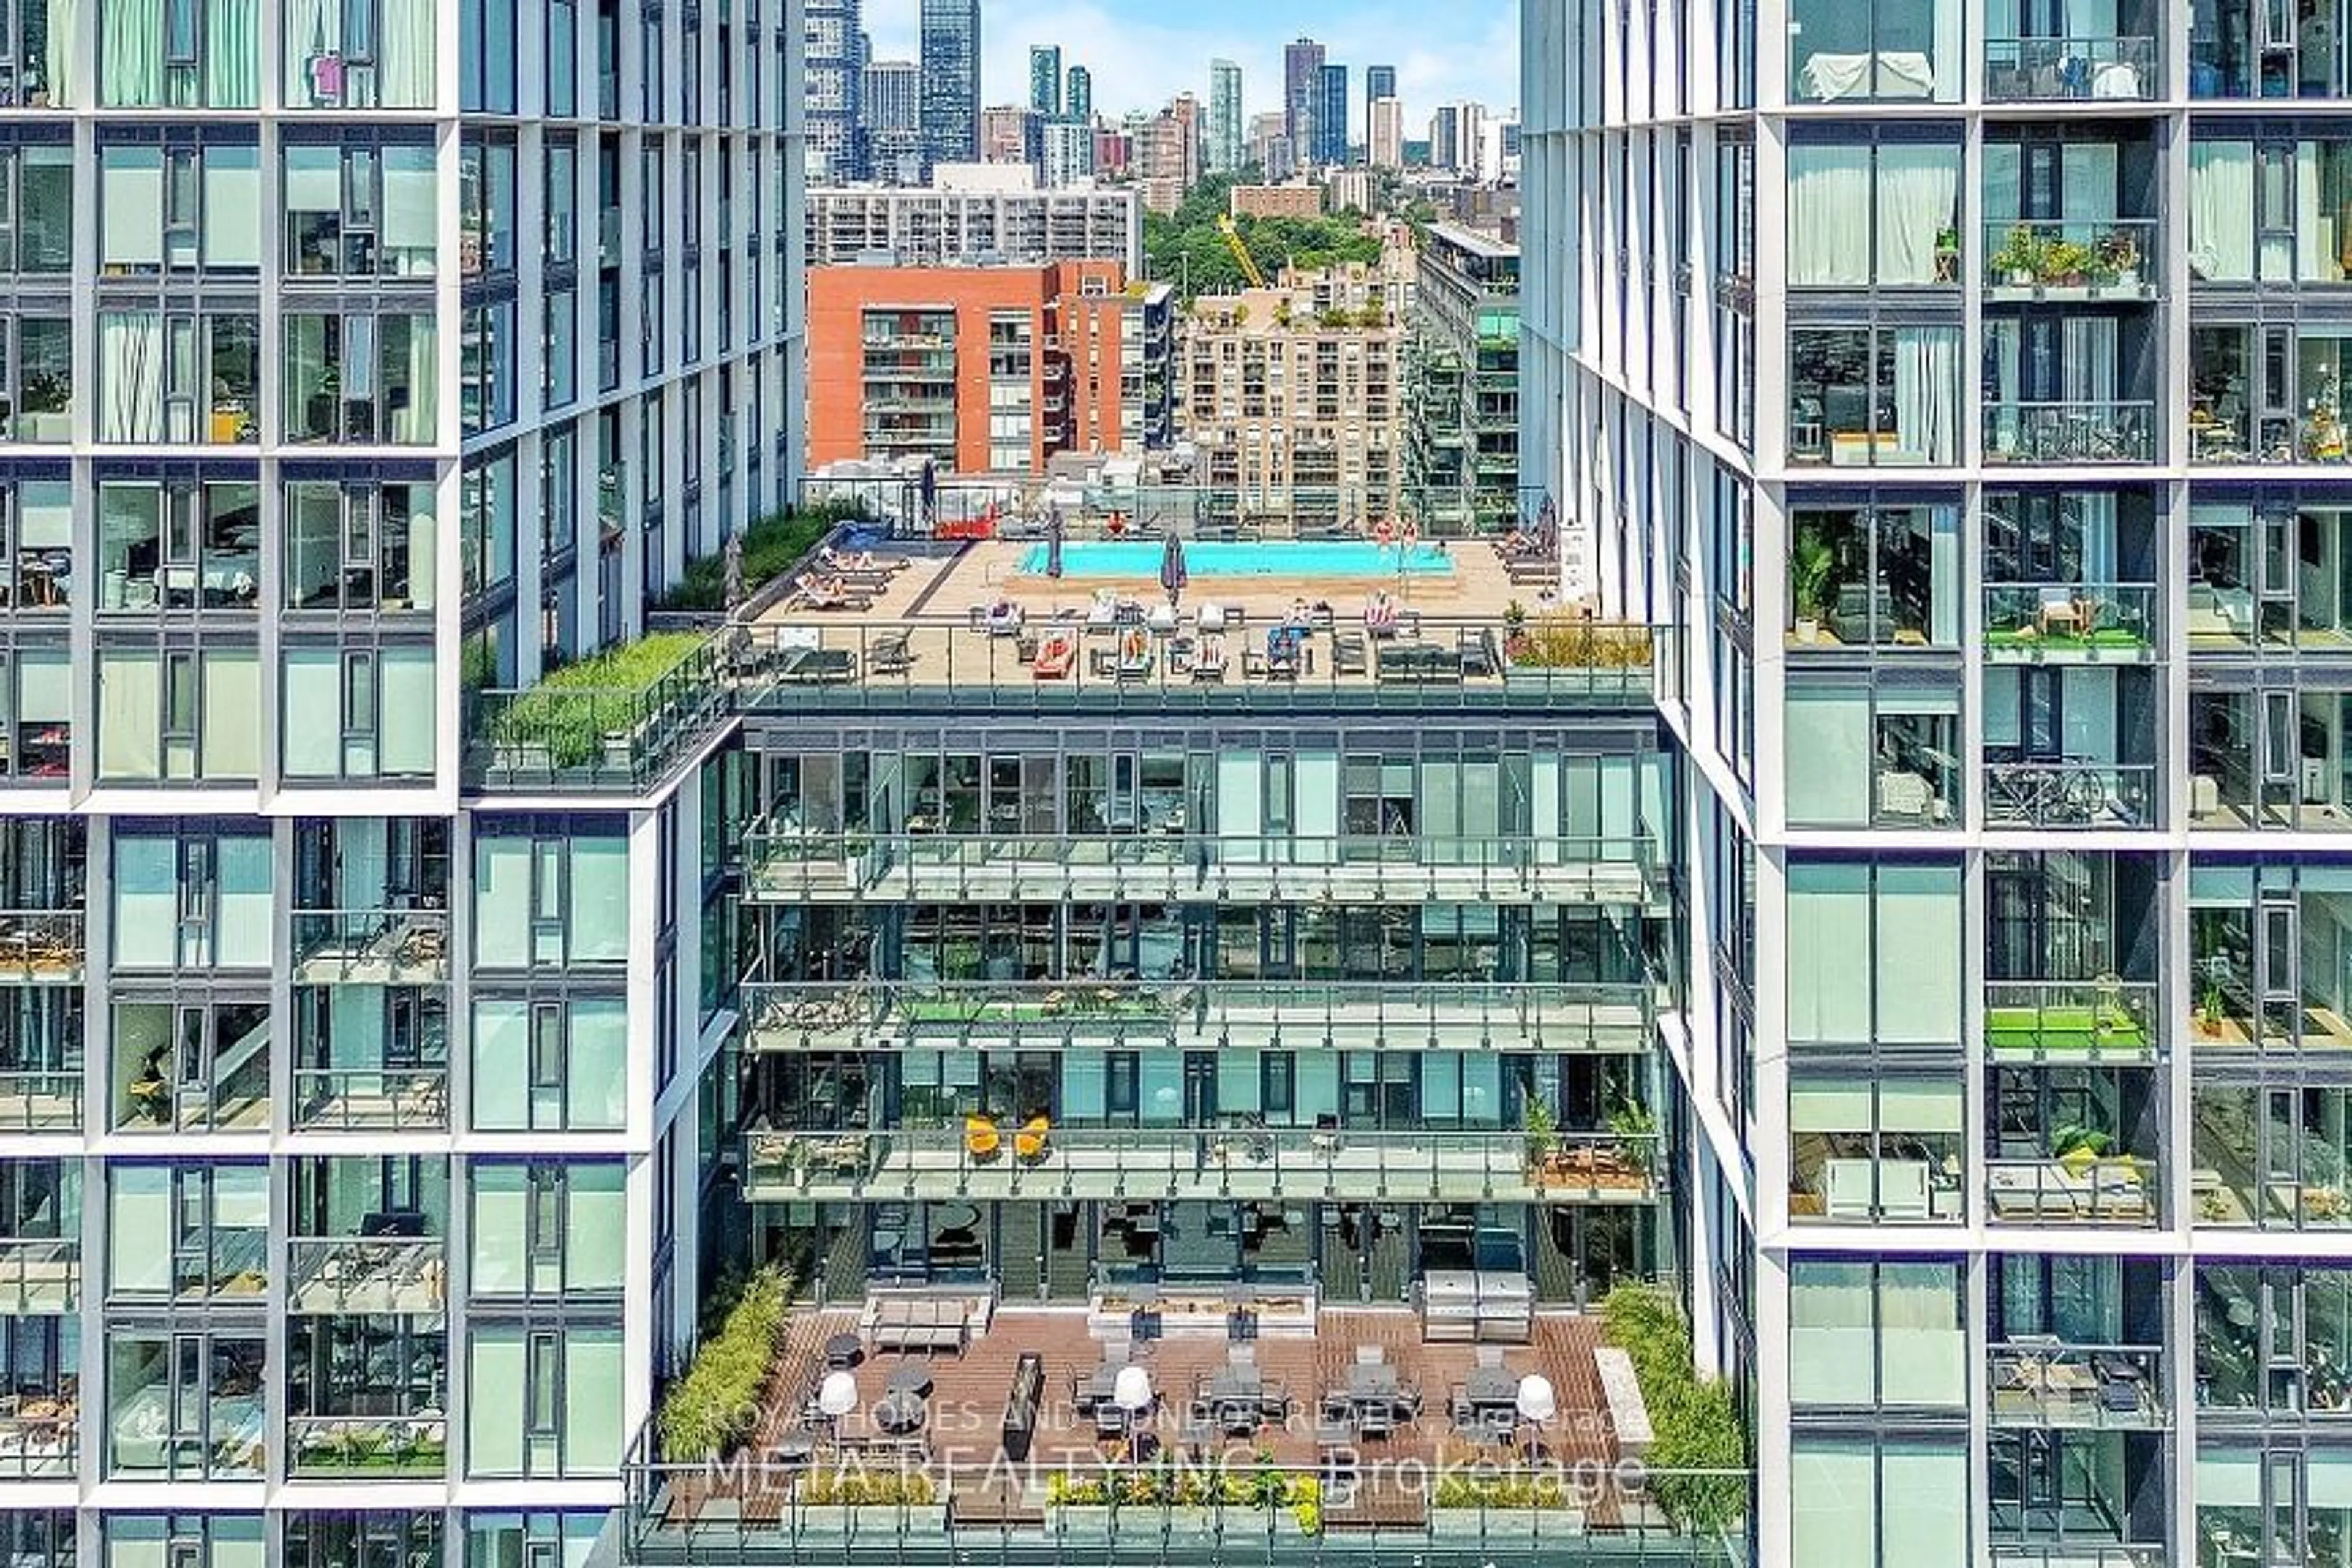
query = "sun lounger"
(1033, 635, 1077, 679)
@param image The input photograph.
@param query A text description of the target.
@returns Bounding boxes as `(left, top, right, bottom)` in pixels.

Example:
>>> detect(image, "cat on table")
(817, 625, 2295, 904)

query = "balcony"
(0, 1238, 75, 1314)
(1983, 584, 2157, 663)
(465, 631, 733, 794)
(1986, 982, 2160, 1063)
(0, 1390, 75, 1479)
(0, 914, 80, 984)
(1986, 37, 2160, 99)
(287, 1415, 447, 1479)
(742, 831, 1660, 909)
(1983, 761, 2158, 829)
(741, 1125, 1660, 1206)
(0, 1071, 77, 1134)
(293, 1068, 449, 1132)
(1986, 1156, 2158, 1226)
(289, 909, 451, 984)
(1985, 401, 2158, 465)
(1989, 1430, 2167, 1564)
(1989, 1341, 2165, 1428)
(288, 1238, 448, 1316)
(740, 980, 1657, 1056)
(1983, 221, 2162, 300)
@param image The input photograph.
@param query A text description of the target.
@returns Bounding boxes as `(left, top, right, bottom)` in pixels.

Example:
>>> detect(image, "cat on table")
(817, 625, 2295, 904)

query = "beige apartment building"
(1182, 250, 1414, 527)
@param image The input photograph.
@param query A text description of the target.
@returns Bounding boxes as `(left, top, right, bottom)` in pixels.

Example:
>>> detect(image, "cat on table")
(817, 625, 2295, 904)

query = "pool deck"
(759, 539, 1552, 633)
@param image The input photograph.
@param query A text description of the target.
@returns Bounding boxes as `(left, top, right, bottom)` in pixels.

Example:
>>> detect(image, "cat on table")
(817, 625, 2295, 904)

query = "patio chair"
(868, 632, 914, 675)
(964, 1115, 1003, 1161)
(1014, 1115, 1051, 1162)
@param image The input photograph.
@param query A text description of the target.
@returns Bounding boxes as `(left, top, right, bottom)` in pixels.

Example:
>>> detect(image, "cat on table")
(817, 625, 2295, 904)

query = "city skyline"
(862, 0, 1518, 127)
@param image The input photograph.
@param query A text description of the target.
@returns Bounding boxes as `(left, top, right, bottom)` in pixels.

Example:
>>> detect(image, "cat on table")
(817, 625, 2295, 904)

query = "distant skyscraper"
(1366, 63, 1397, 110)
(1207, 59, 1245, 175)
(1283, 37, 1325, 160)
(863, 56, 924, 183)
(1029, 44, 1062, 117)
(1316, 61, 1349, 165)
(1368, 94, 1404, 169)
(919, 0, 981, 168)
(806, 0, 865, 180)
(1066, 65, 1093, 122)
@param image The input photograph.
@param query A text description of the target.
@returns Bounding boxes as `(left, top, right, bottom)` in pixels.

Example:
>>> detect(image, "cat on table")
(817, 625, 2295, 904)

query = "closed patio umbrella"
(1158, 532, 1188, 607)
(1046, 503, 1065, 579)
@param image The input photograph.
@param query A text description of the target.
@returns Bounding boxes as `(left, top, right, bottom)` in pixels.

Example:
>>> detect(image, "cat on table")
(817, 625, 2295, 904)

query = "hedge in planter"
(1599, 1283, 1747, 1537)
(656, 1265, 791, 1463)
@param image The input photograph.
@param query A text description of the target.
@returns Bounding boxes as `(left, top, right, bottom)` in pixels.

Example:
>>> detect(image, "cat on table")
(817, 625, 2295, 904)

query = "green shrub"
(484, 631, 710, 769)
(656, 1265, 790, 1463)
(1598, 1283, 1749, 1537)
(802, 1468, 935, 1506)
(654, 502, 867, 612)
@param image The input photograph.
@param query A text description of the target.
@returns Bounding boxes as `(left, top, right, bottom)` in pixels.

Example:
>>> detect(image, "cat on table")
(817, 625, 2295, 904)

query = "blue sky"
(861, 0, 1521, 135)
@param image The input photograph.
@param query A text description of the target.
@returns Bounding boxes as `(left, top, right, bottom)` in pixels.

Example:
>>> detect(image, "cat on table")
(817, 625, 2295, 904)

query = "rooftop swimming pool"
(1018, 540, 1455, 579)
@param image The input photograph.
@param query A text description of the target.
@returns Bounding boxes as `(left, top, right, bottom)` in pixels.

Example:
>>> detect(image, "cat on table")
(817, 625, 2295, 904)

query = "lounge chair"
(1364, 595, 1401, 639)
(1033, 633, 1077, 679)
(965, 1115, 1002, 1161)
(1115, 632, 1155, 680)
(1192, 635, 1229, 682)
(868, 631, 914, 674)
(1015, 1115, 1050, 1162)
(791, 575, 875, 612)
(820, 546, 907, 576)
(1332, 632, 1368, 676)
(971, 601, 1025, 637)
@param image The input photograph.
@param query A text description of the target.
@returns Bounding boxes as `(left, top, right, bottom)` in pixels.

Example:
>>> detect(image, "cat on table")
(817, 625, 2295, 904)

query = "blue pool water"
(1019, 540, 1455, 579)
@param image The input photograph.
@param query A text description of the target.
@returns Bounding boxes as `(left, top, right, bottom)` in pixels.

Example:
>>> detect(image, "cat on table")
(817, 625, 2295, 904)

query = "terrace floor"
(663, 1304, 1632, 1531)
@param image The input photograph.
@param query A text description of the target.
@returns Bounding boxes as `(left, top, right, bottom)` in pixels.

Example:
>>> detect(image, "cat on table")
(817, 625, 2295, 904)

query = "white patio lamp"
(818, 1370, 859, 1428)
(1515, 1373, 1556, 1461)
(1114, 1364, 1155, 1463)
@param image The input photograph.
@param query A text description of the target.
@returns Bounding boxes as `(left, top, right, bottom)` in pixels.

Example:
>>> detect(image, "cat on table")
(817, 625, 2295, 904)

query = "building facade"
(805, 177, 1143, 271)
(807, 260, 1171, 472)
(1407, 223, 1521, 536)
(1138, 96, 1202, 217)
(1229, 183, 1325, 221)
(1208, 59, 1246, 176)
(1066, 66, 1094, 125)
(1041, 121, 1098, 189)
(1370, 95, 1406, 170)
(1366, 64, 1399, 121)
(980, 106, 1043, 172)
(861, 57, 924, 185)
(917, 0, 981, 170)
(1316, 62, 1352, 167)
(1518, 0, 2352, 1560)
(805, 0, 865, 181)
(1184, 256, 1412, 524)
(0, 0, 807, 1556)
(1028, 44, 1063, 118)
(1283, 37, 1327, 166)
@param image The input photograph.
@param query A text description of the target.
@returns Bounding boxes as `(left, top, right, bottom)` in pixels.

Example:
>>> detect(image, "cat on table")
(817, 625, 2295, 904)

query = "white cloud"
(859, 0, 1520, 135)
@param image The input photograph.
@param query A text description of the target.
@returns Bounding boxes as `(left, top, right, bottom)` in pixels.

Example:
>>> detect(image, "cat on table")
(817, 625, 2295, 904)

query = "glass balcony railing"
(1983, 584, 2157, 660)
(741, 1125, 1660, 1205)
(0, 1395, 75, 1478)
(1991, 1548, 2166, 1568)
(1988, 1341, 2165, 1428)
(1983, 219, 2162, 296)
(0, 1071, 79, 1133)
(289, 908, 451, 983)
(1982, 760, 2157, 828)
(287, 1414, 447, 1478)
(741, 979, 1657, 1055)
(287, 1238, 447, 1316)
(1984, 401, 2158, 465)
(464, 633, 733, 793)
(1985, 36, 2160, 100)
(0, 913, 82, 982)
(292, 1068, 450, 1132)
(742, 829, 1661, 907)
(0, 1237, 77, 1313)
(1985, 981, 2159, 1062)
(1986, 1155, 2160, 1226)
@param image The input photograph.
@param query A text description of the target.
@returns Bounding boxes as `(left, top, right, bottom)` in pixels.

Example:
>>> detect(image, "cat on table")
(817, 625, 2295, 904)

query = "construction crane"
(1216, 214, 1269, 290)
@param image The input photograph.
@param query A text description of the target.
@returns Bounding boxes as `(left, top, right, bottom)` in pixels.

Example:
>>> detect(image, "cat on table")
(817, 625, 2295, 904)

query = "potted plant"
(1933, 225, 1962, 282)
(1521, 1096, 1558, 1176)
(1608, 1096, 1660, 1183)
(1993, 224, 2043, 288)
(2095, 227, 2141, 289)
(2042, 239, 2095, 287)
(1790, 523, 1836, 643)
(2196, 978, 2230, 1038)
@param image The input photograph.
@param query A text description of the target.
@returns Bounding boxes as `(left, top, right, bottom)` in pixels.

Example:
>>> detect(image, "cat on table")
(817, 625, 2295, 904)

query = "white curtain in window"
(281, 0, 336, 104)
(216, 834, 271, 965)
(1877, 1259, 1966, 1404)
(2192, 141, 2257, 281)
(1790, 1438, 1876, 1568)
(1880, 1442, 1968, 1568)
(200, 146, 260, 269)
(1294, 1053, 1339, 1121)
(469, 1169, 525, 1292)
(1891, 326, 1960, 463)
(99, 151, 162, 269)
(1785, 684, 1872, 827)
(2062, 315, 2118, 404)
(1061, 1050, 1106, 1120)
(40, 0, 77, 104)
(107, 1169, 172, 1294)
(390, 316, 439, 443)
(566, 999, 627, 1129)
(99, 0, 163, 104)
(1787, 861, 1871, 1042)
(1789, 1260, 1875, 1406)
(379, 645, 435, 775)
(382, 149, 439, 270)
(565, 1165, 625, 1288)
(96, 649, 160, 780)
(562, 1329, 625, 1476)
(567, 836, 628, 962)
(470, 1002, 528, 1128)
(2301, 144, 2331, 281)
(467, 1331, 526, 1476)
(1875, 861, 1962, 1044)
(97, 312, 164, 443)
(1218, 1049, 1262, 1115)
(200, 647, 258, 780)
(473, 837, 532, 967)
(280, 647, 341, 777)
(111, 836, 176, 968)
(1788, 145, 1872, 286)
(1875, 144, 1959, 284)
(203, 0, 257, 105)
(18, 482, 70, 549)
(2061, 143, 2119, 222)
(380, 0, 437, 106)
(208, 1521, 265, 1568)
